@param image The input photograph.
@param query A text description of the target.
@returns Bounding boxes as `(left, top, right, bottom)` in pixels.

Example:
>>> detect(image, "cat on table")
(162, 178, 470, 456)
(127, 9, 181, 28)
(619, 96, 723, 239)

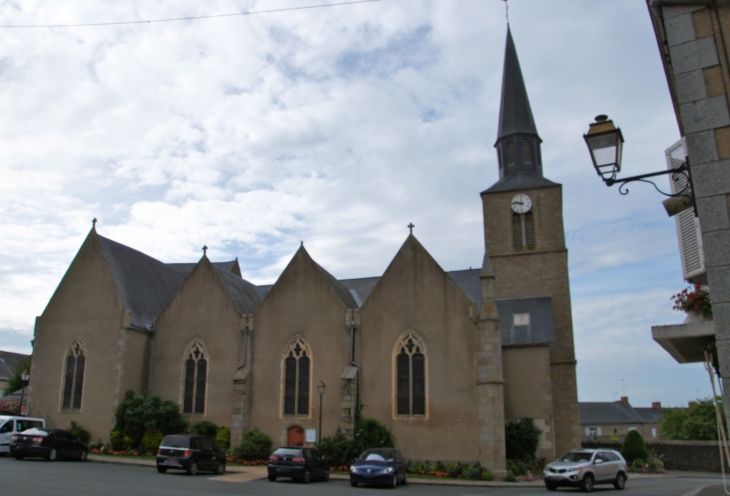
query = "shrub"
(505, 417, 541, 462)
(112, 390, 187, 448)
(621, 429, 649, 463)
(110, 430, 126, 451)
(233, 427, 273, 461)
(317, 427, 355, 467)
(465, 465, 483, 480)
(444, 462, 461, 478)
(68, 421, 90, 444)
(142, 429, 164, 455)
(188, 421, 220, 439)
(481, 469, 494, 481)
(216, 426, 231, 451)
(353, 416, 394, 455)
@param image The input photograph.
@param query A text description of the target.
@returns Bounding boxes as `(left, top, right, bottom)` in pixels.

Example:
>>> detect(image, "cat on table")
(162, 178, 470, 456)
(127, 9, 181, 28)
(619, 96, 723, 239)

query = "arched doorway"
(287, 425, 304, 446)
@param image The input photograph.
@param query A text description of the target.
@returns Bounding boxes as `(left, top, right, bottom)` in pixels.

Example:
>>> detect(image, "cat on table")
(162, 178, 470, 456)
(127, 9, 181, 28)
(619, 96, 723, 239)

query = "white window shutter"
(666, 139, 706, 283)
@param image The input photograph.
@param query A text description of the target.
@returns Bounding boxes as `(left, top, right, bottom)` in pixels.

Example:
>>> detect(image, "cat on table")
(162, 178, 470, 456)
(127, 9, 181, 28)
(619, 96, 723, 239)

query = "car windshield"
(360, 449, 394, 462)
(558, 452, 593, 463)
(161, 436, 189, 448)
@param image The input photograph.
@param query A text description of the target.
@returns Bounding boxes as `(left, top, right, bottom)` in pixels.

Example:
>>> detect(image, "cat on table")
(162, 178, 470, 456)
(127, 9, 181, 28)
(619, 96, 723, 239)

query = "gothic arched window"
(282, 337, 311, 417)
(183, 340, 208, 414)
(61, 339, 86, 410)
(394, 331, 427, 417)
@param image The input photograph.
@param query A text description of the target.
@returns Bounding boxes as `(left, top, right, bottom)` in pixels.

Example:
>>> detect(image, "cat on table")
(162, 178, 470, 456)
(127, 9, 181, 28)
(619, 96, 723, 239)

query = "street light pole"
(317, 381, 326, 444)
(19, 373, 29, 416)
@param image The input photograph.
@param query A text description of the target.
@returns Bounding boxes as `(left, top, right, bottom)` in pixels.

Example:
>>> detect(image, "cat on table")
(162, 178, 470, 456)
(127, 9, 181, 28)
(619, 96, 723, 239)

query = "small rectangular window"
(513, 313, 530, 326)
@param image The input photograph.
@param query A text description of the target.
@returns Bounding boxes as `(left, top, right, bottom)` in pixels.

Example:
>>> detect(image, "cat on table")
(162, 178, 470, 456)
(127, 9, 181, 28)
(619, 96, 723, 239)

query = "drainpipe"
(237, 325, 250, 371)
(146, 320, 156, 398)
(349, 315, 361, 413)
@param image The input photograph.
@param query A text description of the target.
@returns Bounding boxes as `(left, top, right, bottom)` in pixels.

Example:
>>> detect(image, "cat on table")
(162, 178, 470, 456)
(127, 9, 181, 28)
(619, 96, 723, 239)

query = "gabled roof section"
(339, 276, 381, 307)
(579, 402, 648, 425)
(212, 264, 266, 314)
(309, 253, 359, 310)
(482, 172, 558, 194)
(497, 27, 539, 140)
(97, 234, 186, 330)
(168, 260, 241, 277)
(0, 350, 29, 382)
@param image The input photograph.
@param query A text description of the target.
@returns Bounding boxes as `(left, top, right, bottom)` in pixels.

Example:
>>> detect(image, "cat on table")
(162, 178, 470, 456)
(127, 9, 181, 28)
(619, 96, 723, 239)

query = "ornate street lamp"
(19, 373, 29, 416)
(317, 381, 326, 444)
(584, 115, 697, 217)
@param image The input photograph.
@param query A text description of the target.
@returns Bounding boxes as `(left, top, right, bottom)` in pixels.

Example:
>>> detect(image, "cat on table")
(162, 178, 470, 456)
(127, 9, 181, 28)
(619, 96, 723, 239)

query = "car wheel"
(215, 460, 226, 475)
(323, 469, 330, 481)
(14, 455, 24, 460)
(268, 475, 277, 482)
(187, 460, 199, 476)
(79, 450, 87, 462)
(157, 466, 167, 474)
(350, 481, 358, 487)
(614, 472, 626, 490)
(581, 473, 594, 492)
(391, 474, 397, 488)
(302, 469, 311, 483)
(47, 449, 57, 462)
(546, 481, 557, 491)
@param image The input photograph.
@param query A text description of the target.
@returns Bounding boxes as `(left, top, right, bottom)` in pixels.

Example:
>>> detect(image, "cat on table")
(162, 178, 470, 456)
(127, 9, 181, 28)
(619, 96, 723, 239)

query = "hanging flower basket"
(672, 284, 712, 319)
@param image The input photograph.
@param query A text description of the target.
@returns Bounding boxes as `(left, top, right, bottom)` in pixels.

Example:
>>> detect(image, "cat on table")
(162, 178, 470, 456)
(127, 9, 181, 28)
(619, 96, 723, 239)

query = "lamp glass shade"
(317, 381, 326, 395)
(21, 374, 29, 381)
(586, 131, 623, 181)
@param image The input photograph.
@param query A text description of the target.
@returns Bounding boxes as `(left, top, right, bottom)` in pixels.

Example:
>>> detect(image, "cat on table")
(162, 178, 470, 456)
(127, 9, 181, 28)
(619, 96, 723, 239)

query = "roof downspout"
(237, 325, 250, 371)
(349, 313, 361, 413)
(145, 320, 156, 398)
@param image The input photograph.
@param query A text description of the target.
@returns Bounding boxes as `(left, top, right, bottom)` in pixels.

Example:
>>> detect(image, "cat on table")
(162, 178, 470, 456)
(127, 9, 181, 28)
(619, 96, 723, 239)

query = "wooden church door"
(287, 425, 304, 446)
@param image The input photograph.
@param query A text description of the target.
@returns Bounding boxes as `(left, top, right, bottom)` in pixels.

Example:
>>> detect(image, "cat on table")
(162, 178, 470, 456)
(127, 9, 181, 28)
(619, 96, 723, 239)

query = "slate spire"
(494, 27, 543, 179)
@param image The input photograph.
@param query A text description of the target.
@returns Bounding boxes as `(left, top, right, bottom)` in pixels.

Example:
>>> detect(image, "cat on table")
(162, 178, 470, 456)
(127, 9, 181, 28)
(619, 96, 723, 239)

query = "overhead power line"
(0, 0, 381, 29)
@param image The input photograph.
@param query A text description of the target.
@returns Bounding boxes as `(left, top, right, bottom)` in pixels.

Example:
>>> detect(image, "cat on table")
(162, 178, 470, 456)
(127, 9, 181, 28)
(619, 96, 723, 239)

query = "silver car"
(543, 449, 628, 492)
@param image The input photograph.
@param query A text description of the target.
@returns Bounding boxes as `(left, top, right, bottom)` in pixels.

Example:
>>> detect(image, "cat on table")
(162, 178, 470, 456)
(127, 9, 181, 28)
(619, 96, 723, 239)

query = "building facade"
(25, 29, 580, 474)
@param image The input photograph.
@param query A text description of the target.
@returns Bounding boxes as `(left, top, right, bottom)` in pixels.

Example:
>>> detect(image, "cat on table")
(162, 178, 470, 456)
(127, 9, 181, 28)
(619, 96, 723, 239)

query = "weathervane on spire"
(503, 0, 509, 25)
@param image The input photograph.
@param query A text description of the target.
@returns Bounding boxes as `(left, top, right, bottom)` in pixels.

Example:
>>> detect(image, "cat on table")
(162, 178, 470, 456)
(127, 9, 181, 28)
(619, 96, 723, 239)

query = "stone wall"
(582, 439, 728, 473)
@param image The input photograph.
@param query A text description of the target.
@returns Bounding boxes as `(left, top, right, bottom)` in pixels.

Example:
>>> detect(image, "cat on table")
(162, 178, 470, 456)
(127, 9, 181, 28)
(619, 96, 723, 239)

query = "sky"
(0, 0, 713, 408)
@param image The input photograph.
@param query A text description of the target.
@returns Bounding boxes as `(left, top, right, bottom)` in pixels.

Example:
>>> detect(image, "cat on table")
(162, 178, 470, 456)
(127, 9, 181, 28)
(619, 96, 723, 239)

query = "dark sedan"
(350, 448, 408, 488)
(268, 447, 329, 483)
(10, 428, 88, 461)
(156, 435, 226, 475)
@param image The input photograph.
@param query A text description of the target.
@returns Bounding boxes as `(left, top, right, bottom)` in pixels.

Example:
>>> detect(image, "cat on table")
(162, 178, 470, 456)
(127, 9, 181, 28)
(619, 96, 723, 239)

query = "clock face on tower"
(510, 194, 532, 214)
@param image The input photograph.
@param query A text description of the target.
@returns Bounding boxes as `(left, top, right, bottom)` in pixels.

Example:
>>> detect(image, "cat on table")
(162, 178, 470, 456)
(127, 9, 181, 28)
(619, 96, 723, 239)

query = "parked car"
(0, 416, 45, 455)
(543, 448, 628, 492)
(10, 428, 87, 461)
(156, 434, 226, 476)
(350, 448, 408, 488)
(267, 446, 329, 483)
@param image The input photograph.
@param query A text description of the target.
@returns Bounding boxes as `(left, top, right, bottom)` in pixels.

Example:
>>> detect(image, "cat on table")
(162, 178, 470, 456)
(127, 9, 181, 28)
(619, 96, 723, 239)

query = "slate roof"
(497, 27, 540, 141)
(339, 277, 381, 307)
(635, 407, 663, 424)
(496, 296, 555, 347)
(580, 402, 648, 425)
(97, 234, 187, 330)
(482, 172, 559, 194)
(0, 351, 29, 382)
(312, 260, 359, 310)
(168, 260, 241, 277)
(213, 265, 266, 315)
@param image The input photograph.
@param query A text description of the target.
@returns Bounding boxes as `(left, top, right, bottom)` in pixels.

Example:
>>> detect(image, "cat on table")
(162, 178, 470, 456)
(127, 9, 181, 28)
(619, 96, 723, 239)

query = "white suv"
(543, 449, 628, 492)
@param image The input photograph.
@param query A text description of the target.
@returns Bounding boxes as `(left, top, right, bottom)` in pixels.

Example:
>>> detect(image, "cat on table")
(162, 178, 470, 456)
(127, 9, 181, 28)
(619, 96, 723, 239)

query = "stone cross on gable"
(408, 223, 414, 235)
(202, 245, 208, 256)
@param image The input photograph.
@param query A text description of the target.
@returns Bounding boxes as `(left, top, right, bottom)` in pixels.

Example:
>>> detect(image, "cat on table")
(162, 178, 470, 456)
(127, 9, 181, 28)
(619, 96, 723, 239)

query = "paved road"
(0, 456, 722, 496)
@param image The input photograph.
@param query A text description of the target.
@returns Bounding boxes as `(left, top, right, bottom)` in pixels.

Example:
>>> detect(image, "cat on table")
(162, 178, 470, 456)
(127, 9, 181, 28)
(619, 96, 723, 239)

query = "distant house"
(580, 397, 663, 441)
(0, 351, 30, 398)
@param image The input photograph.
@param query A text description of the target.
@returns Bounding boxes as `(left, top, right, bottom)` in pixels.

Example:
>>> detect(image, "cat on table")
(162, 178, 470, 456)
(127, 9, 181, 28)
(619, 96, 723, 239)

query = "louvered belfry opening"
(62, 340, 86, 410)
(523, 139, 532, 164)
(512, 212, 536, 251)
(183, 341, 208, 414)
(505, 140, 516, 166)
(396, 332, 426, 417)
(283, 337, 311, 416)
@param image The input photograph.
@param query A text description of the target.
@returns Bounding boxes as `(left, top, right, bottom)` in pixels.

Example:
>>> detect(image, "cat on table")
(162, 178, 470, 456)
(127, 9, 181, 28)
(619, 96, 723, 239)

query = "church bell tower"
(481, 27, 581, 457)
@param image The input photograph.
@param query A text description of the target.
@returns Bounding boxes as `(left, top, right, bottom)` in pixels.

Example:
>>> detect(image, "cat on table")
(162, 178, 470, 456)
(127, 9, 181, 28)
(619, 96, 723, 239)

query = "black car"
(350, 448, 408, 488)
(10, 428, 87, 461)
(268, 446, 329, 483)
(156, 435, 226, 476)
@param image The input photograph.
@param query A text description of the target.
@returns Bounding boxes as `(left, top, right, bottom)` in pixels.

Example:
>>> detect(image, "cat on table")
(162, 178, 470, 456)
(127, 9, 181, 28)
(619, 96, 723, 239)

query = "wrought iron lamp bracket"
(603, 159, 697, 217)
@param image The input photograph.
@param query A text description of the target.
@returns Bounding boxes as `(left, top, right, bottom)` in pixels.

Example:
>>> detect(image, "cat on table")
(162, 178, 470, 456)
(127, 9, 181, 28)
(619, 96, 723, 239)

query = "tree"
(3, 356, 31, 396)
(505, 417, 541, 462)
(113, 390, 187, 448)
(621, 429, 649, 463)
(660, 398, 725, 441)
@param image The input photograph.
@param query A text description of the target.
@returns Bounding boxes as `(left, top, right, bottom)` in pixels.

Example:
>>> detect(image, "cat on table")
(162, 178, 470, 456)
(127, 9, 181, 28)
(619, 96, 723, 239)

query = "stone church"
(25, 29, 580, 475)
